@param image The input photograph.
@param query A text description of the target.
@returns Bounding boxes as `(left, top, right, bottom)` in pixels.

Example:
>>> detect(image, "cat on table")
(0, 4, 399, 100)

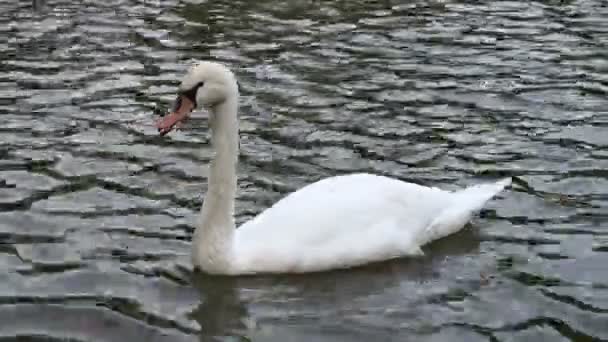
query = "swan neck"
(208, 99, 239, 208)
(192, 96, 239, 273)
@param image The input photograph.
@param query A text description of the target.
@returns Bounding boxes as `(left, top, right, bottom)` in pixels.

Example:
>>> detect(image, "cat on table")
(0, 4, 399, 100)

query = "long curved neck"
(192, 95, 239, 273)
(205, 98, 239, 220)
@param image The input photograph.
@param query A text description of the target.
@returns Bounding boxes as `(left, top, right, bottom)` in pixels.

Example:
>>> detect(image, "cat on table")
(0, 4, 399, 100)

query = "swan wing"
(231, 174, 509, 274)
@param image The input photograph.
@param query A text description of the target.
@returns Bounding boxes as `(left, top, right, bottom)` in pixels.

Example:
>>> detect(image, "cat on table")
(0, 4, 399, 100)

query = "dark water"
(1, 0, 608, 340)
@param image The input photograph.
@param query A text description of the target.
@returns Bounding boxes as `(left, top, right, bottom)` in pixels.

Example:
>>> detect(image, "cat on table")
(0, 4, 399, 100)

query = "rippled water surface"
(2, 0, 608, 340)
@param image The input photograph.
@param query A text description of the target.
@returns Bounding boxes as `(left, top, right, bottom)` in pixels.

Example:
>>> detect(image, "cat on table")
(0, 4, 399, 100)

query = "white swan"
(155, 61, 511, 275)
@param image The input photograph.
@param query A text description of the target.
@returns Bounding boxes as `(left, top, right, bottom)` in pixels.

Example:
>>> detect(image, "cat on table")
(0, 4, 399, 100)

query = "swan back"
(232, 174, 510, 274)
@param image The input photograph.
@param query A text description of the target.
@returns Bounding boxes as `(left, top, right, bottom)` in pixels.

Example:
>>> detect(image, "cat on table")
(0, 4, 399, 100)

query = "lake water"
(1, 0, 607, 341)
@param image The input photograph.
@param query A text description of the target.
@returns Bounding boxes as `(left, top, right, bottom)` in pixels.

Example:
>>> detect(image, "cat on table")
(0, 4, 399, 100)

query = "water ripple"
(1, 0, 607, 340)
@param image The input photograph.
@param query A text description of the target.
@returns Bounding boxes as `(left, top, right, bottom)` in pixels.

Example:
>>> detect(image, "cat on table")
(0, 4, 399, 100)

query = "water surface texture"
(1, 0, 608, 340)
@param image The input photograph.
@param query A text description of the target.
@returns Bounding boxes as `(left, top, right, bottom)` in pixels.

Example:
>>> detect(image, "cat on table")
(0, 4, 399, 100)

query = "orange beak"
(156, 95, 195, 136)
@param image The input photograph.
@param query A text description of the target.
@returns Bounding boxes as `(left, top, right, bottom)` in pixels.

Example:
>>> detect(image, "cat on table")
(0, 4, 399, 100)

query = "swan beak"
(156, 95, 195, 136)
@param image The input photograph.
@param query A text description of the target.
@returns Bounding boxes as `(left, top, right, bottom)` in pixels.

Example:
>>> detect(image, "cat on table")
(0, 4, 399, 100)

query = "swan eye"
(181, 81, 205, 105)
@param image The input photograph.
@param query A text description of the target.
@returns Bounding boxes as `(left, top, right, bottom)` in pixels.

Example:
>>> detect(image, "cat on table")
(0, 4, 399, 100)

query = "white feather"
(174, 62, 511, 275)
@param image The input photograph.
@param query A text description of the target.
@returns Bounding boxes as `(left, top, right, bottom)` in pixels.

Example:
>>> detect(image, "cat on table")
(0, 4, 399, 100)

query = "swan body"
(156, 61, 511, 275)
(234, 173, 510, 274)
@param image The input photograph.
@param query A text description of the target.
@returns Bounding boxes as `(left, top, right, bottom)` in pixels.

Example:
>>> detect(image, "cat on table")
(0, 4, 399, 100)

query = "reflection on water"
(1, 0, 608, 340)
(192, 229, 480, 341)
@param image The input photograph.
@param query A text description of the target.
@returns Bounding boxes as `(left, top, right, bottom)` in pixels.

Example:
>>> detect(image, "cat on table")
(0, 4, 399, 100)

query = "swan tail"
(421, 177, 511, 244)
(451, 177, 512, 213)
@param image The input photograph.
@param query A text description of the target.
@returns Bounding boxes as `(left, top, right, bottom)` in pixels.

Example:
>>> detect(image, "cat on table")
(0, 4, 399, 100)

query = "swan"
(155, 61, 511, 275)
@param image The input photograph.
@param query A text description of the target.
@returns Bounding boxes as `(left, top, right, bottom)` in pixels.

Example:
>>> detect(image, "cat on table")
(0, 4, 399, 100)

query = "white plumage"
(156, 61, 511, 275)
(233, 174, 511, 274)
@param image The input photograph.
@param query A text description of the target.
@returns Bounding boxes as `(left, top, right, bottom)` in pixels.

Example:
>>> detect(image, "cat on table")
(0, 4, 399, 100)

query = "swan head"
(156, 61, 238, 136)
